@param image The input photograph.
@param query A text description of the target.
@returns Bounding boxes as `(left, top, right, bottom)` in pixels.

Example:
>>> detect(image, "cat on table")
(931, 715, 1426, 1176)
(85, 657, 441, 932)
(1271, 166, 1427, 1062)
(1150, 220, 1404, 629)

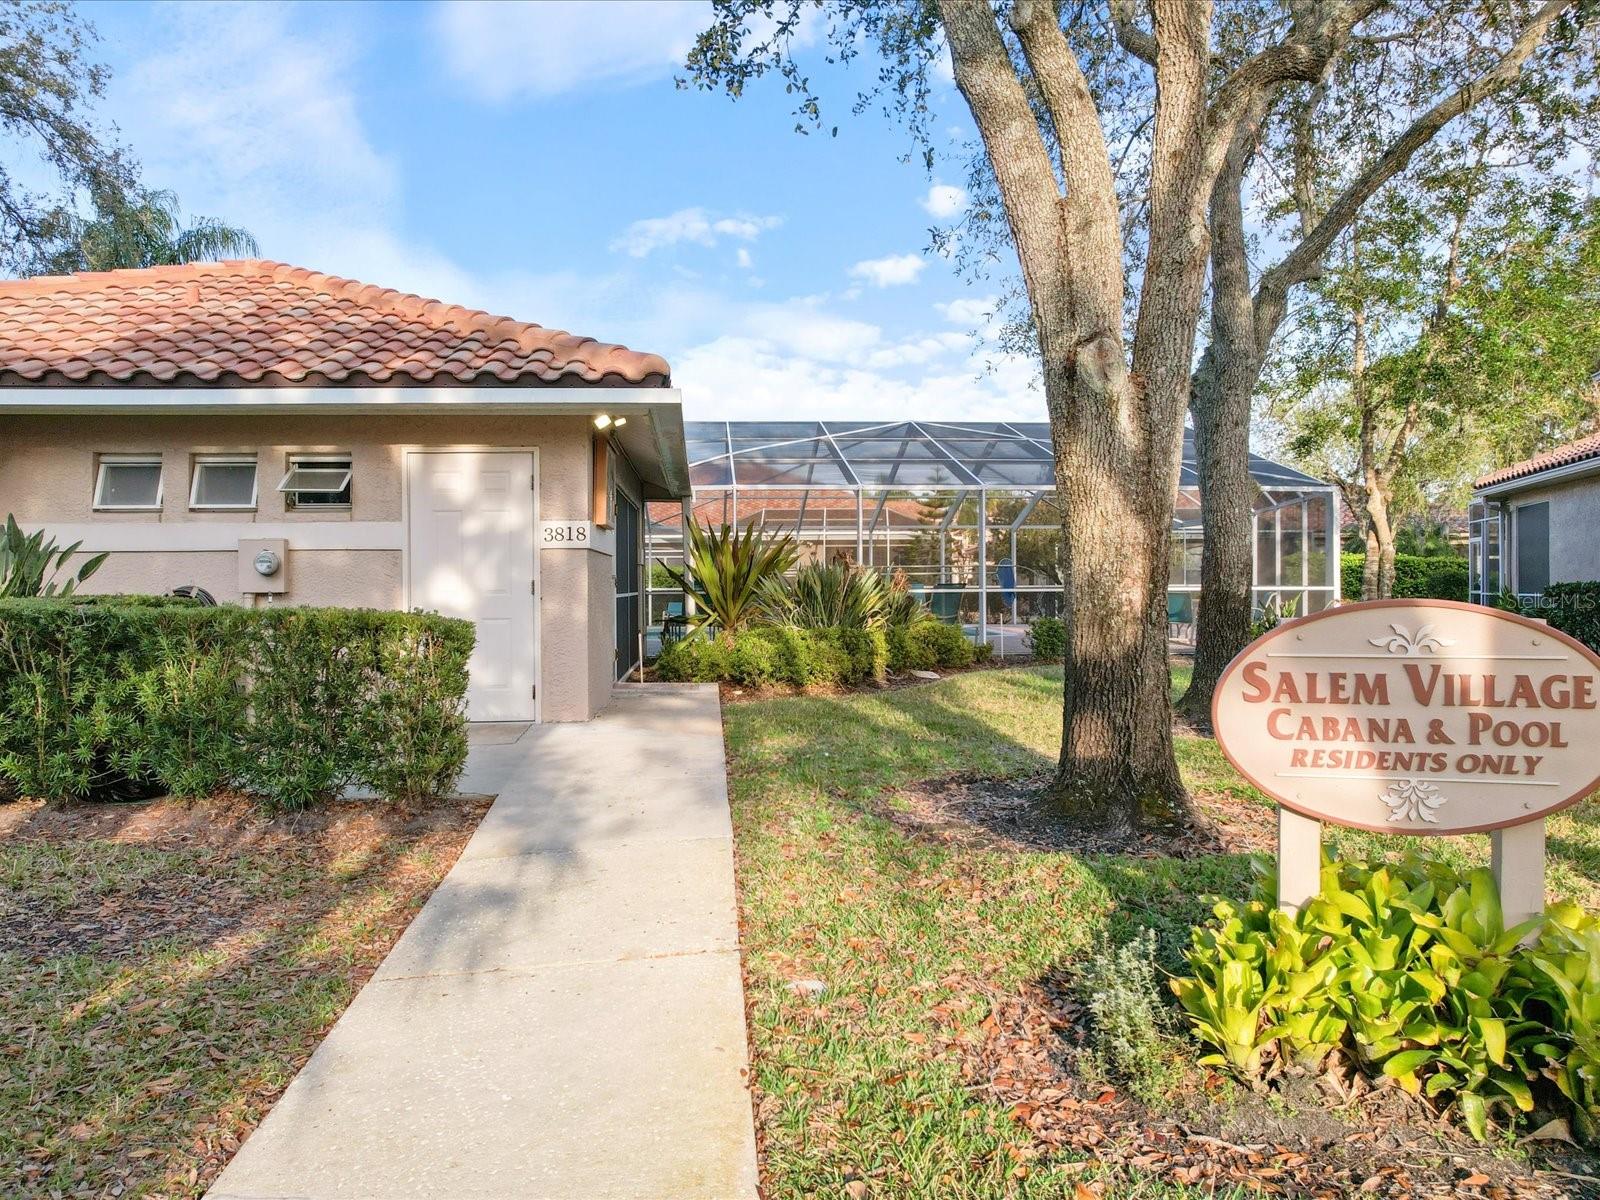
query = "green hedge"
(1523, 581, 1600, 651)
(1340, 552, 1468, 601)
(887, 621, 977, 673)
(0, 600, 473, 810)
(656, 621, 979, 686)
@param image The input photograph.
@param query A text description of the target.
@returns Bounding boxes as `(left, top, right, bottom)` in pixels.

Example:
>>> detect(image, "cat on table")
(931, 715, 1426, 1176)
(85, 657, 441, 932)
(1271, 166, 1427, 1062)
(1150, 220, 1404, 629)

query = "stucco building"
(0, 261, 688, 722)
(1471, 432, 1600, 605)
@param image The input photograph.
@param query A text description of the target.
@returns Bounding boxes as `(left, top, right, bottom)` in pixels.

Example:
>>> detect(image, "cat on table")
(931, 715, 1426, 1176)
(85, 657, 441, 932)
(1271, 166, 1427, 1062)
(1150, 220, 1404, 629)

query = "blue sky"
(80, 0, 1041, 422)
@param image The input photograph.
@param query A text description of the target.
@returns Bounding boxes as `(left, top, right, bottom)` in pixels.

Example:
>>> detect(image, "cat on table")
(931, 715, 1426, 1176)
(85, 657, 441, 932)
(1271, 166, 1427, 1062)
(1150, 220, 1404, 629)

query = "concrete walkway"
(208, 684, 758, 1200)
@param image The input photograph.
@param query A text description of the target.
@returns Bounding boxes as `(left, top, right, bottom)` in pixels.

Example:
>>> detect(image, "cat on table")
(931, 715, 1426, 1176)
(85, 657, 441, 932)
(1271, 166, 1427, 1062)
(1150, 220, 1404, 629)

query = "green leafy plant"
(1340, 552, 1469, 602)
(1027, 615, 1066, 660)
(0, 516, 108, 598)
(1521, 902, 1600, 1141)
(881, 573, 936, 631)
(762, 563, 887, 629)
(655, 625, 886, 688)
(887, 621, 976, 673)
(665, 521, 798, 635)
(0, 599, 472, 811)
(1078, 929, 1183, 1101)
(1172, 855, 1586, 1142)
(1249, 594, 1300, 640)
(1522, 581, 1600, 652)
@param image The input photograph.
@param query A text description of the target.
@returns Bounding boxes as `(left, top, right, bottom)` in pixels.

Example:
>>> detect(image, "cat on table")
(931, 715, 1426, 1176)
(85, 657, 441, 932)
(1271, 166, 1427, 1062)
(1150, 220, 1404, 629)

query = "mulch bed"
(0, 795, 489, 962)
(966, 971, 1599, 1198)
(876, 771, 1600, 1197)
(879, 771, 1277, 858)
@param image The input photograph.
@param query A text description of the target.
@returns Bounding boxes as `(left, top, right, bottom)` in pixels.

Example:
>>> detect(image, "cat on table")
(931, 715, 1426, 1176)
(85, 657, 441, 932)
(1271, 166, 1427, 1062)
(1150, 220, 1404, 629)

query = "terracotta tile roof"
(0, 260, 669, 388)
(1476, 432, 1600, 489)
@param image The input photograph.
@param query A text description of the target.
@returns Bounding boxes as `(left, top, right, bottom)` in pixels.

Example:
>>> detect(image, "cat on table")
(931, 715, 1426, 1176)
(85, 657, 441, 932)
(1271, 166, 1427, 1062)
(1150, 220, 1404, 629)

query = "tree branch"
(1204, 0, 1384, 166)
(936, 0, 1073, 340)
(1258, 0, 1574, 322)
(1007, 0, 1124, 332)
(1109, 0, 1158, 66)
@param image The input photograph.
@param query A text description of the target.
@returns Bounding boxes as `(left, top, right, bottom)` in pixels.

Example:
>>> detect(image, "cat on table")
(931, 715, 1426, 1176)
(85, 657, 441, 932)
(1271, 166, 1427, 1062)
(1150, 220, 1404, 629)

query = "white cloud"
(102, 4, 1038, 430)
(104, 3, 644, 338)
(743, 300, 882, 362)
(735, 247, 753, 270)
(935, 295, 998, 326)
(433, 0, 711, 102)
(611, 208, 783, 257)
(847, 252, 927, 288)
(118, 4, 398, 260)
(863, 333, 968, 370)
(920, 183, 968, 219)
(674, 334, 1041, 423)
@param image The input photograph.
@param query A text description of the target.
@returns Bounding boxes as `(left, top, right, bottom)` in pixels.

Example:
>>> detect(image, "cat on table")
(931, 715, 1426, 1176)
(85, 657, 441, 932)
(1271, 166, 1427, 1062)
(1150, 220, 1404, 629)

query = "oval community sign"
(1212, 599, 1600, 835)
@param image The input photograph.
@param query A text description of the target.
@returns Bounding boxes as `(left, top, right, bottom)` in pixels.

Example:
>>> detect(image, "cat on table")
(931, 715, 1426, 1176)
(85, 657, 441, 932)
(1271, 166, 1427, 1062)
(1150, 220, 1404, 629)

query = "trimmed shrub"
(1028, 615, 1066, 661)
(1524, 581, 1600, 651)
(655, 625, 889, 688)
(0, 599, 473, 810)
(1341, 552, 1468, 601)
(887, 621, 977, 672)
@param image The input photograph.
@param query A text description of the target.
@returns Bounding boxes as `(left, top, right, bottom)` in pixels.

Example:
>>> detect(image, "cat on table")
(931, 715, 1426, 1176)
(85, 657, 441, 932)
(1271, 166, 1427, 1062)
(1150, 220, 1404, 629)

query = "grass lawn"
(724, 664, 1600, 1199)
(0, 795, 488, 1199)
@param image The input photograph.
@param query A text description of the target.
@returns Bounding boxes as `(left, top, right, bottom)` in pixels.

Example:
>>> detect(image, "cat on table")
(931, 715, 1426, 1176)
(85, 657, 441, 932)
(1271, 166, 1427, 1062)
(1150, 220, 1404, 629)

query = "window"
(278, 455, 352, 509)
(94, 454, 163, 510)
(189, 455, 258, 510)
(1468, 499, 1504, 605)
(1515, 501, 1550, 599)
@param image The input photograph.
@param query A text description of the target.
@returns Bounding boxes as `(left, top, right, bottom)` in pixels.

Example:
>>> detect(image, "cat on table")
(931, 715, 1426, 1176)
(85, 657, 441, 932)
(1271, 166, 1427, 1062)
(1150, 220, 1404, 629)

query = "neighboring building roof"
(1476, 432, 1600, 490)
(0, 260, 670, 388)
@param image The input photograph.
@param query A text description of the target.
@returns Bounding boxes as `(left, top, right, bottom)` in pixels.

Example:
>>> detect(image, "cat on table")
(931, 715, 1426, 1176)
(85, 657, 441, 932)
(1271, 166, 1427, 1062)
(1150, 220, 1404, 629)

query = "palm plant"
(0, 515, 108, 597)
(46, 187, 257, 273)
(665, 520, 798, 635)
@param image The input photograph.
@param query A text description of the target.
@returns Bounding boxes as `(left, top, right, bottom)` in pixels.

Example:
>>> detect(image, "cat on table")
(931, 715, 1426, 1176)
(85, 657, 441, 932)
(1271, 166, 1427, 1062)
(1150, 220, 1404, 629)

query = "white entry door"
(406, 451, 537, 722)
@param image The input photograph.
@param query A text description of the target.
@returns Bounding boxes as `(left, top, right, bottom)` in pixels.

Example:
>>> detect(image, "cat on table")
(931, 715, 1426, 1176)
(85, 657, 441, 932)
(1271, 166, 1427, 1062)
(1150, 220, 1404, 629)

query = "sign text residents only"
(1211, 599, 1600, 916)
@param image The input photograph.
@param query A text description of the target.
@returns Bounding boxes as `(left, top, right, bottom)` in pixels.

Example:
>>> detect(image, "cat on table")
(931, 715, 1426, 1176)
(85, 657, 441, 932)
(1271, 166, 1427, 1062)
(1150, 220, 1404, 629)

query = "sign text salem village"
(1212, 600, 1600, 921)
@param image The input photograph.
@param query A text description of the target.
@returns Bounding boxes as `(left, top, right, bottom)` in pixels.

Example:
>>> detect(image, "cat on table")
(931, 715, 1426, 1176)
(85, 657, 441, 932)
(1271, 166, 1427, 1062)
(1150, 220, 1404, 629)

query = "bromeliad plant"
(664, 520, 799, 635)
(1173, 854, 1599, 1142)
(0, 515, 108, 598)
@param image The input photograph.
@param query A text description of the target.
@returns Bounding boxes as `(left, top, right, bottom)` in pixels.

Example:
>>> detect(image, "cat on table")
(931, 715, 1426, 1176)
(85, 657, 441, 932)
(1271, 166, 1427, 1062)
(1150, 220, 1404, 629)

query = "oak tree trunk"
(1178, 102, 1267, 725)
(1181, 351, 1257, 726)
(1044, 348, 1191, 835)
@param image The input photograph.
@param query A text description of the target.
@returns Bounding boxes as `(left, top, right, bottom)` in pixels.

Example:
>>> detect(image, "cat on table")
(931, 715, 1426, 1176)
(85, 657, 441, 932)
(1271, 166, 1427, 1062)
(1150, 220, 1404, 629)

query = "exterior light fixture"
(612, 417, 627, 428)
(594, 414, 613, 430)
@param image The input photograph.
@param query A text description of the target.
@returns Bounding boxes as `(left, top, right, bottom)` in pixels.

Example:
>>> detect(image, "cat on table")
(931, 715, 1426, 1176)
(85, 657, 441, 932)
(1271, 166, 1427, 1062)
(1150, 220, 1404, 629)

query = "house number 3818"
(540, 520, 593, 546)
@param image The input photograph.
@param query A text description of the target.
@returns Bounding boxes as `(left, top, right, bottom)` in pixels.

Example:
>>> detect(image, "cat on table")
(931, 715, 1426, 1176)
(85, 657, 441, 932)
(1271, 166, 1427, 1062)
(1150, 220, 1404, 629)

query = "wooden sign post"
(1212, 600, 1600, 925)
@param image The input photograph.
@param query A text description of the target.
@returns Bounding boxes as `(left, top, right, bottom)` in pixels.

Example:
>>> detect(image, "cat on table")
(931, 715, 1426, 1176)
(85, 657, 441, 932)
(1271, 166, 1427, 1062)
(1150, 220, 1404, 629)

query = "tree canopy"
(0, 2, 256, 276)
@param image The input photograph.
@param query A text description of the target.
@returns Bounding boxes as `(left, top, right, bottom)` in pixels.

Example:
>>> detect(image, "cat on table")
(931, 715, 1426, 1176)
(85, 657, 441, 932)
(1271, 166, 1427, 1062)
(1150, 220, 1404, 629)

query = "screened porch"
(645, 421, 1338, 656)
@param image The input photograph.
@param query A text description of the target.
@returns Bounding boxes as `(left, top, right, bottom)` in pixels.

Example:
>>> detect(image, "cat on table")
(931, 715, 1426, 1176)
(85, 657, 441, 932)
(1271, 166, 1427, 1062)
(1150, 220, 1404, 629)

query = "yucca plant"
(762, 562, 887, 629)
(882, 570, 936, 630)
(665, 520, 798, 635)
(0, 515, 108, 598)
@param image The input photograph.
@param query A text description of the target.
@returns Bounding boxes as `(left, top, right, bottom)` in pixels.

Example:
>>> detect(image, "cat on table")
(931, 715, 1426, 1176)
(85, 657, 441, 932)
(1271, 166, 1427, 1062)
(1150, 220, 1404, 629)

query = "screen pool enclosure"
(644, 420, 1338, 653)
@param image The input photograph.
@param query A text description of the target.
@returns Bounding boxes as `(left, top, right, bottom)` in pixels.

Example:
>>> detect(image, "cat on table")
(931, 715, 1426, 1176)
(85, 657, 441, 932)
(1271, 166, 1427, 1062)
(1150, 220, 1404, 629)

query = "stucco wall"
(1502, 473, 1600, 588)
(0, 413, 617, 721)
